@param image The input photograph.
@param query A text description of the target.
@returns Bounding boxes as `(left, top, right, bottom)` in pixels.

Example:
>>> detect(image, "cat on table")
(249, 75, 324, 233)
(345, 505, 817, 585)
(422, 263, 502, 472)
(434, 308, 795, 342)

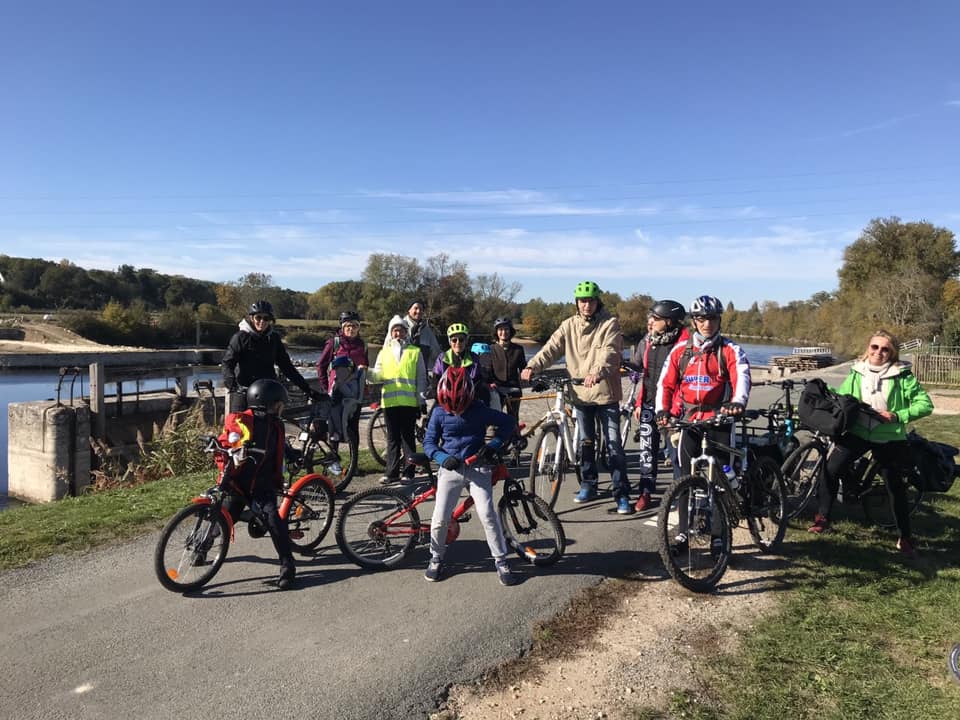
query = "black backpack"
(797, 378, 865, 437)
(908, 431, 959, 493)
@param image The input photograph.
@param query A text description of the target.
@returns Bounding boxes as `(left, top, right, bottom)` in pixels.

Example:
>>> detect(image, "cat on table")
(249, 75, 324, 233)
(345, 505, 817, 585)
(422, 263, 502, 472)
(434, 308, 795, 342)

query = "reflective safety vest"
(379, 346, 421, 408)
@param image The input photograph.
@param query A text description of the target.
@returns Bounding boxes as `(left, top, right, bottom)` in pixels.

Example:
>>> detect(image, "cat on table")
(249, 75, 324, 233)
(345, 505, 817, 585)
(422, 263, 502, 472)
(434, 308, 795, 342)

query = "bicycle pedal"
(459, 513, 472, 523)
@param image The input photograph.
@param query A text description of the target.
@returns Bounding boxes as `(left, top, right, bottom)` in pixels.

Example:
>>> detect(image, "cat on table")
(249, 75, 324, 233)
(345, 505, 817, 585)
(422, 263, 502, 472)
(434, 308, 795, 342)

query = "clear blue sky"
(1, 1, 958, 310)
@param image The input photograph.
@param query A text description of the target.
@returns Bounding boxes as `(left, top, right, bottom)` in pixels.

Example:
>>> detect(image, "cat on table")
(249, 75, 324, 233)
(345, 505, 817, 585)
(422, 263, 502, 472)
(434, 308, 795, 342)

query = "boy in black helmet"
(220, 378, 297, 590)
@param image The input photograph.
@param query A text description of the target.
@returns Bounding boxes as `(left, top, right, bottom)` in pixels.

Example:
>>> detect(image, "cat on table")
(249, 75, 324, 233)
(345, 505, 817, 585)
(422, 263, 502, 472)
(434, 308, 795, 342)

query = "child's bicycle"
(153, 436, 336, 593)
(334, 450, 566, 570)
(657, 411, 788, 593)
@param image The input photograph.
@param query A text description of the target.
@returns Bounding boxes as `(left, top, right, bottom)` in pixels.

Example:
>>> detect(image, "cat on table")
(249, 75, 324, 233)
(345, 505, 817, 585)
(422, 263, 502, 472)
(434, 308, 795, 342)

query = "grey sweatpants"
(430, 465, 508, 564)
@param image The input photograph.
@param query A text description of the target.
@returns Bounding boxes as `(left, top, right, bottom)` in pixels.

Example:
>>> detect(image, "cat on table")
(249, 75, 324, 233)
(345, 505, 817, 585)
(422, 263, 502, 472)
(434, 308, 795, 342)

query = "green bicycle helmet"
(574, 281, 601, 299)
(447, 322, 469, 337)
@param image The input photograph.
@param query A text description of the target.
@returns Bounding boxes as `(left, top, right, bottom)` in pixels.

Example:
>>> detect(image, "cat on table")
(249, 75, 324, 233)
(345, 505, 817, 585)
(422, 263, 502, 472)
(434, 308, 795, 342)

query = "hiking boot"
(424, 559, 444, 582)
(671, 533, 688, 555)
(573, 483, 598, 503)
(634, 491, 653, 512)
(495, 560, 519, 587)
(807, 514, 830, 534)
(897, 536, 917, 558)
(710, 536, 724, 558)
(616, 497, 634, 515)
(276, 565, 296, 591)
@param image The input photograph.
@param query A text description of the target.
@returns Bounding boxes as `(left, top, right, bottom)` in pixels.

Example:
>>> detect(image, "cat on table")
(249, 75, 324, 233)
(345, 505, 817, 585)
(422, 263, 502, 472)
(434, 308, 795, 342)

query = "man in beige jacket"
(520, 281, 631, 513)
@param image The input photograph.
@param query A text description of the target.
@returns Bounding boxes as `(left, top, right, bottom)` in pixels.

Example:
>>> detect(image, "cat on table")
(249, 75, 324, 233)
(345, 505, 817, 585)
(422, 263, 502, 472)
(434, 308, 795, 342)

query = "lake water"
(0, 342, 790, 505)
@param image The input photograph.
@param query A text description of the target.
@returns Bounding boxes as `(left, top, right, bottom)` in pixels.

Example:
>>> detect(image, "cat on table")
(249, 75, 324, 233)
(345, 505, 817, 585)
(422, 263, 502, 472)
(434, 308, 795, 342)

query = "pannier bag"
(908, 431, 959, 493)
(797, 378, 865, 437)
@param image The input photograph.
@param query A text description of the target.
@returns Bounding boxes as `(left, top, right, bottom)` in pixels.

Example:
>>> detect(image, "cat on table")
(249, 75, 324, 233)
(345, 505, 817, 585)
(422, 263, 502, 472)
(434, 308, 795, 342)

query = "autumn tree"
(834, 217, 959, 354)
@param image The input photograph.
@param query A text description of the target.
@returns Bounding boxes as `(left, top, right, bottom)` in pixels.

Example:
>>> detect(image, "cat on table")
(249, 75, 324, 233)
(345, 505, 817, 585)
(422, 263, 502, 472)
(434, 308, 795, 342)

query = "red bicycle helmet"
(436, 367, 475, 416)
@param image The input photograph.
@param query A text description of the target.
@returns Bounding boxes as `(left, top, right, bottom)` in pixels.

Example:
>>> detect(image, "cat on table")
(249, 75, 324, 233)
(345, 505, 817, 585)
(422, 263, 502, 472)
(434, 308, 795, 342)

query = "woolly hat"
(387, 315, 406, 334)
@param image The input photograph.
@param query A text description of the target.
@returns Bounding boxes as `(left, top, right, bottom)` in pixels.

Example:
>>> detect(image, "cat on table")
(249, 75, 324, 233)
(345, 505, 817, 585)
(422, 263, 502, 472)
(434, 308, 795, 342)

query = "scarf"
(648, 326, 681, 347)
(862, 361, 891, 413)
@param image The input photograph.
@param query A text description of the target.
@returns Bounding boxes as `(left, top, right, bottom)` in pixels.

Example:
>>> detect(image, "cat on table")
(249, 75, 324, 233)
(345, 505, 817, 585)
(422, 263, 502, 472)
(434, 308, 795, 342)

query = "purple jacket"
(316, 333, 370, 393)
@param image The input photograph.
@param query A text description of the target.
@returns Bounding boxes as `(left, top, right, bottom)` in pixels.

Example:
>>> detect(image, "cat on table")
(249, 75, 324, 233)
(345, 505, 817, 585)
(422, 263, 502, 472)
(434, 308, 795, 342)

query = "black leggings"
(816, 435, 914, 538)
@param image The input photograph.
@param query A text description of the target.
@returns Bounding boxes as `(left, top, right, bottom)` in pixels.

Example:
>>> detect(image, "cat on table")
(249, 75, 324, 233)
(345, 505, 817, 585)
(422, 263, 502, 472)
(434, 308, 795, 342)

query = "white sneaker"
(328, 461, 342, 476)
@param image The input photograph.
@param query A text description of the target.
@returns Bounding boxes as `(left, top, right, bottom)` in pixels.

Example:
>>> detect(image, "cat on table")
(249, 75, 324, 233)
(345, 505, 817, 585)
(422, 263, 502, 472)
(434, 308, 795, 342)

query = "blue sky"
(1, 1, 958, 310)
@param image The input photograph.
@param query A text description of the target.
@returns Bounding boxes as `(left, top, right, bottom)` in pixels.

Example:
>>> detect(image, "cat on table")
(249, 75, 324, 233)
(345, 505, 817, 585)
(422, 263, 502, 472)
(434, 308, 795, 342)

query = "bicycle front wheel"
(528, 424, 575, 508)
(366, 407, 388, 467)
(781, 440, 826, 520)
(743, 456, 788, 552)
(657, 474, 732, 593)
(860, 460, 923, 530)
(285, 477, 335, 554)
(154, 503, 230, 593)
(335, 487, 420, 570)
(305, 439, 359, 494)
(498, 492, 565, 566)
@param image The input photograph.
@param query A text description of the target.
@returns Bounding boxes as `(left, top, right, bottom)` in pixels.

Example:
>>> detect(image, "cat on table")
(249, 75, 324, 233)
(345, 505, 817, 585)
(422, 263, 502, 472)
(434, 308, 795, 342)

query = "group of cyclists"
(215, 281, 935, 589)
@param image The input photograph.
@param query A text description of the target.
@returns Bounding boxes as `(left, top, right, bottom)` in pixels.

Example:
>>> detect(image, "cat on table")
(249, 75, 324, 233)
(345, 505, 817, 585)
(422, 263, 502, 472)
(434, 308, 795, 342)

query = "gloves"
(721, 402, 745, 415)
(441, 455, 461, 471)
(655, 410, 674, 426)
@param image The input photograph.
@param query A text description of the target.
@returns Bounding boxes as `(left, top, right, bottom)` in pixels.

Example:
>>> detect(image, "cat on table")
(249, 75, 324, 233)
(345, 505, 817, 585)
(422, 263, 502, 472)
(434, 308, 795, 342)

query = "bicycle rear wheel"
(154, 504, 230, 593)
(859, 459, 923, 530)
(498, 492, 565, 566)
(335, 487, 420, 570)
(527, 424, 576, 508)
(781, 440, 826, 519)
(657, 474, 732, 593)
(743, 456, 788, 552)
(285, 477, 335, 554)
(366, 407, 388, 467)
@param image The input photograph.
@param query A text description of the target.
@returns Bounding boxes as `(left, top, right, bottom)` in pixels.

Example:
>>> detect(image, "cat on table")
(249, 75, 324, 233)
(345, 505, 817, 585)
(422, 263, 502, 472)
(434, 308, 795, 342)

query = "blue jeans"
(575, 403, 629, 499)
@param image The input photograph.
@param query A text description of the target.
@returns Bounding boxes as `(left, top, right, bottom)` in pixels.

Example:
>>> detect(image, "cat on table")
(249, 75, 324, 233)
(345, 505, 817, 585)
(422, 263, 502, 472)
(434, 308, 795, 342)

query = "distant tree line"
(1, 217, 957, 355)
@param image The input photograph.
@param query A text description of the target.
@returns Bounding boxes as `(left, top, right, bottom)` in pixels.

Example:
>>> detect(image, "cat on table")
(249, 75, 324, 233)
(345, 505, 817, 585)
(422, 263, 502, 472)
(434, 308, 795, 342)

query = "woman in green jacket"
(808, 330, 933, 556)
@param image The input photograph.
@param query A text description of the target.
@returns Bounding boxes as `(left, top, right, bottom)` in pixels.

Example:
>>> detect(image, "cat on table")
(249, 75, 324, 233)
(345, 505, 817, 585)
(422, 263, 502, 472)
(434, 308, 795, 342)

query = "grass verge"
(647, 414, 960, 719)
(0, 449, 383, 573)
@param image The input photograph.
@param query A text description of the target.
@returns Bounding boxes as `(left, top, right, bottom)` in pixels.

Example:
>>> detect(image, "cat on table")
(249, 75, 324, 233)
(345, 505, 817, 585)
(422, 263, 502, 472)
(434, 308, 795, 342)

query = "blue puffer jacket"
(424, 402, 516, 465)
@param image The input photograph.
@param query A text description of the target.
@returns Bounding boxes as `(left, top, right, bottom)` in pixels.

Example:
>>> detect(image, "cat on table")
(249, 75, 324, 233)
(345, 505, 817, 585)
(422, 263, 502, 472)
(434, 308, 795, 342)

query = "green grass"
(0, 448, 383, 573)
(677, 413, 960, 719)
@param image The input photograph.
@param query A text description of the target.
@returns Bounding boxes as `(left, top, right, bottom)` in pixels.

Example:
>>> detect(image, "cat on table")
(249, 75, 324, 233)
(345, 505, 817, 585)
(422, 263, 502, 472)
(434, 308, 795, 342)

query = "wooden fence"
(913, 350, 960, 387)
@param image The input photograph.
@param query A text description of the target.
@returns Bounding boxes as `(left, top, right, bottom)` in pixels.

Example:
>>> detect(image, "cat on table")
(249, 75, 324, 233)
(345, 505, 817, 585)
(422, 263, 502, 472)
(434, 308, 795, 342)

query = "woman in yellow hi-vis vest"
(367, 315, 428, 484)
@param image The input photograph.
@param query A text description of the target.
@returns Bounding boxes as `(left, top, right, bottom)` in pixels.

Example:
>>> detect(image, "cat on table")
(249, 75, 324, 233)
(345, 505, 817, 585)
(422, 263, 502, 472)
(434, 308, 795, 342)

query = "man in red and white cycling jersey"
(655, 295, 751, 553)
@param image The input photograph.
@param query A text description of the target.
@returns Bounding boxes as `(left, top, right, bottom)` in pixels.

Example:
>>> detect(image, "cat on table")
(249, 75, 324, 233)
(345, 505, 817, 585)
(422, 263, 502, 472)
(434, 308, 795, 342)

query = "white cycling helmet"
(689, 295, 723, 318)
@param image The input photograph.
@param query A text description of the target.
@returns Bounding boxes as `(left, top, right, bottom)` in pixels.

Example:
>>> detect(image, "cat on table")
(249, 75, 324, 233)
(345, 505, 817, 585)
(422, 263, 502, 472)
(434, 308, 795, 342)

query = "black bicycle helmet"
(493, 316, 515, 338)
(247, 378, 287, 409)
(248, 299, 275, 319)
(339, 310, 360, 325)
(650, 299, 686, 324)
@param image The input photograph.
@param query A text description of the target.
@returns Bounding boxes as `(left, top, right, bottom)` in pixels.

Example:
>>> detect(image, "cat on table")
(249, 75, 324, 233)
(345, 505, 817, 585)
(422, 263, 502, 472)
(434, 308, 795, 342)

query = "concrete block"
(7, 402, 91, 503)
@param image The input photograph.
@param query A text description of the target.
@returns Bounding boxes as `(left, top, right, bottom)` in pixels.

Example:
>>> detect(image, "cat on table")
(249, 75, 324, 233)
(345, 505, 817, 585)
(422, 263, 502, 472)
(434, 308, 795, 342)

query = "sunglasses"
(252, 314, 273, 322)
(870, 344, 893, 353)
(449, 336, 467, 344)
(692, 315, 719, 322)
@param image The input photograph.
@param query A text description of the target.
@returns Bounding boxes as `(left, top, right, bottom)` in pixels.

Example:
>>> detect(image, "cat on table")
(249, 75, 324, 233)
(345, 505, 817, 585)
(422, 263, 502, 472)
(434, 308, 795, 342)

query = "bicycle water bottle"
(722, 464, 739, 490)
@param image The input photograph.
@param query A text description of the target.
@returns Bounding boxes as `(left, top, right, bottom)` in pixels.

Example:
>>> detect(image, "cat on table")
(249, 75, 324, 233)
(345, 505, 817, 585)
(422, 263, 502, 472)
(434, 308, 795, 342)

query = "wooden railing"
(913, 352, 960, 387)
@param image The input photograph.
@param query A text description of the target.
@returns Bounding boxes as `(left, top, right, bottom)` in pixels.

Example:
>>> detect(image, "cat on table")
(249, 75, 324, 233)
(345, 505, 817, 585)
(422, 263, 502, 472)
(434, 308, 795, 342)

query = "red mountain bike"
(334, 451, 565, 570)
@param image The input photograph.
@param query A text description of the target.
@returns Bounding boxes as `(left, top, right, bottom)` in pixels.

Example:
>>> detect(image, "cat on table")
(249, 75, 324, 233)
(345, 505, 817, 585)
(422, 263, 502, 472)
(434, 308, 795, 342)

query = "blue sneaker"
(573, 483, 598, 503)
(616, 497, 634, 515)
(424, 559, 444, 582)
